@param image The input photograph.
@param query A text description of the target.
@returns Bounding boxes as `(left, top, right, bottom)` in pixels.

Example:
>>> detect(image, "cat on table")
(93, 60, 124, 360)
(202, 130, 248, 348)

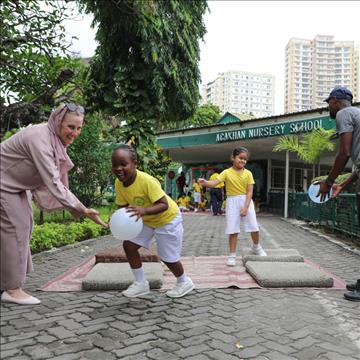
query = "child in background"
(192, 178, 202, 212)
(186, 191, 194, 211)
(199, 147, 267, 266)
(221, 199, 226, 214)
(198, 195, 207, 212)
(112, 144, 194, 298)
(177, 193, 190, 212)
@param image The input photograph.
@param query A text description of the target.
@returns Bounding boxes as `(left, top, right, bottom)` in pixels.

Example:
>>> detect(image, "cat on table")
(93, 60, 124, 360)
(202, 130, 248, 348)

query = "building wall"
(203, 70, 275, 117)
(285, 35, 359, 113)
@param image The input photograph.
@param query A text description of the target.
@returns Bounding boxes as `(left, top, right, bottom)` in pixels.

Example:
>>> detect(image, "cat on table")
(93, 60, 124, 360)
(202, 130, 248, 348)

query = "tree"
(77, 0, 207, 179)
(67, 113, 113, 207)
(159, 103, 221, 131)
(0, 0, 83, 135)
(78, 0, 207, 124)
(273, 128, 336, 177)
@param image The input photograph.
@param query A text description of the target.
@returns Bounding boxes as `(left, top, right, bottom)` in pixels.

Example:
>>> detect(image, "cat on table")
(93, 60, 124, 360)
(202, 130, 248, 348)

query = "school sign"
(215, 117, 329, 143)
(158, 115, 335, 149)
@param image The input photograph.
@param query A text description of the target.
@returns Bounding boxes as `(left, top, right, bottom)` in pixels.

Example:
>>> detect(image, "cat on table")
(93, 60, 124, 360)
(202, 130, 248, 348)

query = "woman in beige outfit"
(0, 104, 107, 305)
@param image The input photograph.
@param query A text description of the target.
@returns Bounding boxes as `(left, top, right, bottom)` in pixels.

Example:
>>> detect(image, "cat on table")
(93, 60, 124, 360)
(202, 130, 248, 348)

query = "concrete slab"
(82, 262, 163, 290)
(245, 261, 334, 288)
(242, 248, 303, 264)
(95, 245, 159, 263)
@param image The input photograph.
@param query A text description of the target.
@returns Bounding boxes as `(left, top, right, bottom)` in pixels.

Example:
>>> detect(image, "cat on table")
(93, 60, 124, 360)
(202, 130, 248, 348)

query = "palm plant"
(273, 127, 336, 179)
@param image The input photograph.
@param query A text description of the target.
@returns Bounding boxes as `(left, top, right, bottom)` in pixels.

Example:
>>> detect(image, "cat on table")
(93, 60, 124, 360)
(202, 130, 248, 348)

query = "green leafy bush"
(31, 219, 109, 253)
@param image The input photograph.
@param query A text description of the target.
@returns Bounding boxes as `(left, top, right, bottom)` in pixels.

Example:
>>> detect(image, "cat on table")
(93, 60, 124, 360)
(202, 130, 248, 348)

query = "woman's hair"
(113, 144, 138, 162)
(54, 103, 84, 118)
(232, 146, 250, 158)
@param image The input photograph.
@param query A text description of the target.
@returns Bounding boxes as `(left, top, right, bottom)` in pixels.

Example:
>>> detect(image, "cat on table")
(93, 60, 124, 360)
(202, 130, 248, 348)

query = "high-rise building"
(201, 70, 275, 117)
(285, 35, 359, 113)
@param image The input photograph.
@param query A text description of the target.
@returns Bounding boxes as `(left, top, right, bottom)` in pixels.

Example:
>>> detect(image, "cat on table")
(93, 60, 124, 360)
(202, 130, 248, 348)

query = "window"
(271, 167, 285, 188)
(291, 168, 303, 191)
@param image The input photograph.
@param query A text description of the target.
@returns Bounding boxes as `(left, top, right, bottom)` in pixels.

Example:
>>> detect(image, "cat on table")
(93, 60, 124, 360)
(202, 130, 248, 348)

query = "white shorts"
(225, 195, 259, 234)
(130, 212, 183, 263)
(193, 192, 201, 203)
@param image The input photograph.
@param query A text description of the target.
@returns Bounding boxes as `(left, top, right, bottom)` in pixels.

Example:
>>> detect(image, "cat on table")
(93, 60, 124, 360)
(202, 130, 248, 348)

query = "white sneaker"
(166, 278, 194, 298)
(122, 281, 150, 298)
(226, 257, 236, 266)
(252, 245, 267, 256)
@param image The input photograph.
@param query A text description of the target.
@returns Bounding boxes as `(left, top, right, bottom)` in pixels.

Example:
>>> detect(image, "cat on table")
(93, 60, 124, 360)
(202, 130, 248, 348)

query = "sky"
(65, 1, 360, 114)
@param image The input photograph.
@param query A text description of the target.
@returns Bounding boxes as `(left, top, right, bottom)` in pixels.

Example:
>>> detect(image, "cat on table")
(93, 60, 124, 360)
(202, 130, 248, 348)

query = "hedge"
(31, 219, 110, 254)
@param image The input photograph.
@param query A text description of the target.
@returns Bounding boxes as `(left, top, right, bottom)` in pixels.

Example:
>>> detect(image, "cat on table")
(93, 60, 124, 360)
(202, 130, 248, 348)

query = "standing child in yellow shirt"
(199, 147, 266, 266)
(111, 144, 194, 298)
(192, 178, 202, 212)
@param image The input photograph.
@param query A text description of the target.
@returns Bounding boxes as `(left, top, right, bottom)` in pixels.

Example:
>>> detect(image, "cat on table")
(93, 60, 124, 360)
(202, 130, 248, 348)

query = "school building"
(157, 103, 360, 218)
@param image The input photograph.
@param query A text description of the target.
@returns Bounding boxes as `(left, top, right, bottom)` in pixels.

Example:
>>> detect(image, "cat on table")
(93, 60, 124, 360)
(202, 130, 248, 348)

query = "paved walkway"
(1, 214, 360, 360)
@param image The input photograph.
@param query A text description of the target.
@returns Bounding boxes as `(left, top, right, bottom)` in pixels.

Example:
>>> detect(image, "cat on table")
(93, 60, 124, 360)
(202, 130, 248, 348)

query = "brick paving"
(1, 214, 360, 359)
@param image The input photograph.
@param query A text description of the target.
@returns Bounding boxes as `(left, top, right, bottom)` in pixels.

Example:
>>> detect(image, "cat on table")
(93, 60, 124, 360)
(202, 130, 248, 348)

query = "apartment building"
(202, 70, 275, 117)
(285, 35, 359, 113)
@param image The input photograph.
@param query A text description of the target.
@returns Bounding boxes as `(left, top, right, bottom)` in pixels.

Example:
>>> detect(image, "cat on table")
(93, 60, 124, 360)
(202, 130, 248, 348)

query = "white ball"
(308, 183, 333, 204)
(109, 208, 143, 240)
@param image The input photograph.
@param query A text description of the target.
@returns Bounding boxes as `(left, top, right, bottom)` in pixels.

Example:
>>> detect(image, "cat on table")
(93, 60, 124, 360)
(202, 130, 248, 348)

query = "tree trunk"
(38, 210, 44, 225)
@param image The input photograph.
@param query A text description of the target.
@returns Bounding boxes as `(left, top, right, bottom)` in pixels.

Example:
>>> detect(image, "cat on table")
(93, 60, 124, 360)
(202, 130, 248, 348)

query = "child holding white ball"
(111, 144, 194, 298)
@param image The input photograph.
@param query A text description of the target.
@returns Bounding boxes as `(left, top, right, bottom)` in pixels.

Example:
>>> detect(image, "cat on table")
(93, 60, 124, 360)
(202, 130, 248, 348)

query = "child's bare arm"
(240, 184, 254, 217)
(127, 196, 168, 219)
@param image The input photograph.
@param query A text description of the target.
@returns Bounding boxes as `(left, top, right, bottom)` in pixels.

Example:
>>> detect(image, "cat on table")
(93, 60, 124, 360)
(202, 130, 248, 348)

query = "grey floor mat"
(82, 262, 163, 290)
(245, 261, 334, 288)
(242, 248, 304, 264)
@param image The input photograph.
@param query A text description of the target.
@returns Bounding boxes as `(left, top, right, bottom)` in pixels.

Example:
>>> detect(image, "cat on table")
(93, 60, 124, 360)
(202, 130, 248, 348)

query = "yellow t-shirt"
(193, 182, 202, 193)
(115, 170, 178, 228)
(209, 173, 224, 189)
(217, 167, 255, 196)
(199, 199, 207, 209)
(177, 197, 188, 207)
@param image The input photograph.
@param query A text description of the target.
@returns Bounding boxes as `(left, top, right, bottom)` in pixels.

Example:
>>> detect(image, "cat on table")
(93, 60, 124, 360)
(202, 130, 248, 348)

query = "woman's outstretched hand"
(84, 208, 108, 228)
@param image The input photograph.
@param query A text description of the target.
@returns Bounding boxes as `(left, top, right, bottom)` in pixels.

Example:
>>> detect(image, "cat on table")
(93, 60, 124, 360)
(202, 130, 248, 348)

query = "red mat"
(162, 256, 260, 289)
(39, 256, 346, 292)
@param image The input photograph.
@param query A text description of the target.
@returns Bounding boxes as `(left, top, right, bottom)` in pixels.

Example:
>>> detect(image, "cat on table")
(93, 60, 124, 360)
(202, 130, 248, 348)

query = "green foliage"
(1, 128, 21, 142)
(31, 219, 109, 253)
(67, 113, 113, 207)
(273, 128, 336, 165)
(189, 104, 221, 127)
(1, 1, 92, 136)
(159, 103, 221, 131)
(0, 0, 76, 103)
(78, 0, 208, 124)
(76, 0, 207, 183)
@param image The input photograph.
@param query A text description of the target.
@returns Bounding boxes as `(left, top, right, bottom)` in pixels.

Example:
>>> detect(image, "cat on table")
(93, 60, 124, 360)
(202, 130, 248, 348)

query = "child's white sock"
(228, 252, 236, 258)
(177, 273, 189, 284)
(132, 267, 146, 283)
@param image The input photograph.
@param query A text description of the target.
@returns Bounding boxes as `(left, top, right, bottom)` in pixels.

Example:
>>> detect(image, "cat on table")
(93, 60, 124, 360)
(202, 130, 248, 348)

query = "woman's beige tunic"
(0, 124, 86, 289)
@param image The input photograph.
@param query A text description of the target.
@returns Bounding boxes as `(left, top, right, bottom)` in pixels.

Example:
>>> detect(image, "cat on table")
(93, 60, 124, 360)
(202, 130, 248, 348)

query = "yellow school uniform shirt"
(209, 173, 224, 188)
(177, 197, 188, 207)
(217, 167, 255, 196)
(193, 182, 202, 192)
(115, 170, 178, 228)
